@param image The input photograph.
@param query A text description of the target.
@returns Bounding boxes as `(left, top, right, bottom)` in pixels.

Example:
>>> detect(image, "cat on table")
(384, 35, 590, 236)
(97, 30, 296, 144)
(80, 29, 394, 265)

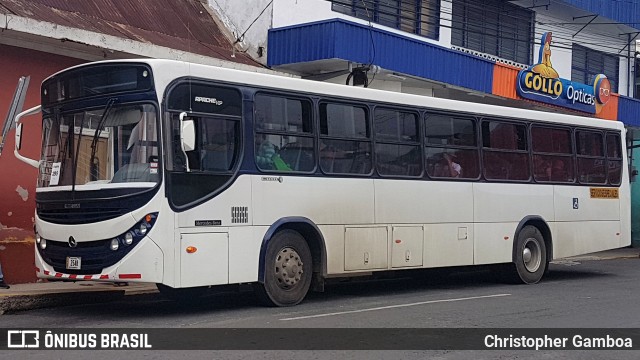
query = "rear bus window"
(576, 130, 606, 184)
(606, 132, 622, 185)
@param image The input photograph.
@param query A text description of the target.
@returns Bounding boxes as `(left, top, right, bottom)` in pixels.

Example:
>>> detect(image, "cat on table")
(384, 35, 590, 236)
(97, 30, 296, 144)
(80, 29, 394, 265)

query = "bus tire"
(254, 229, 312, 307)
(509, 225, 548, 284)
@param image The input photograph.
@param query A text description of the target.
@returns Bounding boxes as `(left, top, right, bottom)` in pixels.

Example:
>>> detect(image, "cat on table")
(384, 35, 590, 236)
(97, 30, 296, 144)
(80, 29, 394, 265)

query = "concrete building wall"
(0, 44, 82, 284)
(207, 0, 273, 64)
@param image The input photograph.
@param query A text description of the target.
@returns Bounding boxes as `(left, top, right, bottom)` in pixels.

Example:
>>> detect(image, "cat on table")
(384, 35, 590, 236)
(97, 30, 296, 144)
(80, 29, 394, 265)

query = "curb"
(0, 290, 125, 315)
(0, 286, 160, 315)
(553, 253, 640, 264)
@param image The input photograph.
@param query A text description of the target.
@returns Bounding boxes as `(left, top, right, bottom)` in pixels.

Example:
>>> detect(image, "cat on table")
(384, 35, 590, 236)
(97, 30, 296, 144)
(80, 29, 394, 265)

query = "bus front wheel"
(254, 229, 312, 307)
(509, 225, 548, 284)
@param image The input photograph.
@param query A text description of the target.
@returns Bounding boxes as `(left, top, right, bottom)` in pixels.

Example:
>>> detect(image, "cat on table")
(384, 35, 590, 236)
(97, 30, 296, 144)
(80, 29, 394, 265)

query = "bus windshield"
(38, 104, 159, 190)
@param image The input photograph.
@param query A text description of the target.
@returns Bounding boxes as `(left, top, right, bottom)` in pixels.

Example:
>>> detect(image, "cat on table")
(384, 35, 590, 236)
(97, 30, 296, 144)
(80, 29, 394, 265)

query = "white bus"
(15, 59, 629, 306)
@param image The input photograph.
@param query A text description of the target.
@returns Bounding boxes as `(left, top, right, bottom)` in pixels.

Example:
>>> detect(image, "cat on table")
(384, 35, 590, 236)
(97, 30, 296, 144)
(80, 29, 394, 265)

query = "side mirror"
(14, 105, 41, 168)
(15, 122, 23, 151)
(180, 118, 196, 152)
(178, 112, 195, 172)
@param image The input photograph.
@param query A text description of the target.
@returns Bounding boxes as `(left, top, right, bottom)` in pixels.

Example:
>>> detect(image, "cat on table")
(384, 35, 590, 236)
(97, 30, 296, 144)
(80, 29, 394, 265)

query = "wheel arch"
(258, 217, 327, 283)
(512, 215, 553, 263)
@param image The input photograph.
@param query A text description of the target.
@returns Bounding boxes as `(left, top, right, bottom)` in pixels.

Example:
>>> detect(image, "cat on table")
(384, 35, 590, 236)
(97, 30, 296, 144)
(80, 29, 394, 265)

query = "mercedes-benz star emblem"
(68, 236, 77, 248)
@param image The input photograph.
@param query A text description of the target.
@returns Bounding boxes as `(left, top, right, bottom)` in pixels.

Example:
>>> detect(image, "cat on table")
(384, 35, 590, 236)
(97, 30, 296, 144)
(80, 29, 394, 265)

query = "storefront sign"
(516, 32, 611, 114)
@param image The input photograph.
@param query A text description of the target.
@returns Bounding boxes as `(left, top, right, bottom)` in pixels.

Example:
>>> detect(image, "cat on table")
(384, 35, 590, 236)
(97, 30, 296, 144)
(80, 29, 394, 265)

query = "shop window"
(451, 0, 533, 64)
(331, 0, 440, 40)
(572, 44, 619, 92)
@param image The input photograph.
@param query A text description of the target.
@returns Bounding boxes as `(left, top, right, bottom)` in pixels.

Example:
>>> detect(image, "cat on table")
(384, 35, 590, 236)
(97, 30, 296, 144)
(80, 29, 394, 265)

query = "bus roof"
(45, 59, 625, 132)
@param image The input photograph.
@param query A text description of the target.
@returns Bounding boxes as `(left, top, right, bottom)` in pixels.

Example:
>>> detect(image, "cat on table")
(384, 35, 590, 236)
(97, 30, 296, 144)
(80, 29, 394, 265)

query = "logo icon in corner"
(68, 236, 77, 248)
(7, 330, 40, 348)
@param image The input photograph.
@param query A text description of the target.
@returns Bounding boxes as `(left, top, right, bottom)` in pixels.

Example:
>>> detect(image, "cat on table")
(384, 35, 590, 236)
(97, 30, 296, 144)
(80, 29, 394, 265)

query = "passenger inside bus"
(443, 153, 461, 177)
(256, 134, 277, 169)
(255, 134, 291, 171)
(432, 152, 461, 178)
(550, 158, 570, 182)
(533, 155, 552, 181)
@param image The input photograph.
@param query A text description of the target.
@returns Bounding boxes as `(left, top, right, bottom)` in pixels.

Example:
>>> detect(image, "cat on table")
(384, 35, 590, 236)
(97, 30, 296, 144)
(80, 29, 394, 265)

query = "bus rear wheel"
(254, 229, 312, 307)
(508, 225, 548, 284)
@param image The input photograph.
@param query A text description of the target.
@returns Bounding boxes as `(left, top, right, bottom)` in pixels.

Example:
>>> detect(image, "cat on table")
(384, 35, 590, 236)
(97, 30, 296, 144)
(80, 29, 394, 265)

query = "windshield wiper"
(89, 98, 117, 181)
(70, 111, 88, 191)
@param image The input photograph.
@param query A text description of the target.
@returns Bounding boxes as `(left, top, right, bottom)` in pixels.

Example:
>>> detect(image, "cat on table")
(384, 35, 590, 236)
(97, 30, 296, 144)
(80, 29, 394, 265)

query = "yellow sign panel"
(590, 188, 619, 199)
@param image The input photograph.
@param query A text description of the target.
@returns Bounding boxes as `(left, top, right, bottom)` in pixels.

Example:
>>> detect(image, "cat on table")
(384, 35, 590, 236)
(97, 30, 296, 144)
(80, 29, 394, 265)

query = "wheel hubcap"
(274, 247, 304, 289)
(522, 238, 542, 273)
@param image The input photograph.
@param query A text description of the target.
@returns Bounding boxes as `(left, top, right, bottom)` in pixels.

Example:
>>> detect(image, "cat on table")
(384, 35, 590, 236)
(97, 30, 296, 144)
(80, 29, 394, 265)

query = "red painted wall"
(0, 44, 83, 283)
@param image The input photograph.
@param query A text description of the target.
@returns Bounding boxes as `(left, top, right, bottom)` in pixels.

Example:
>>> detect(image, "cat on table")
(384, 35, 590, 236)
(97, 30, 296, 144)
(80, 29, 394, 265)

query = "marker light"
(124, 232, 134, 245)
(110, 238, 120, 251)
(186, 246, 198, 254)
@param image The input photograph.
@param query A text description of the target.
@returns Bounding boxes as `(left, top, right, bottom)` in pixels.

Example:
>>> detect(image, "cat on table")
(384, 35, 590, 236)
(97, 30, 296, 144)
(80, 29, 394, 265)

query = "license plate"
(66, 257, 81, 270)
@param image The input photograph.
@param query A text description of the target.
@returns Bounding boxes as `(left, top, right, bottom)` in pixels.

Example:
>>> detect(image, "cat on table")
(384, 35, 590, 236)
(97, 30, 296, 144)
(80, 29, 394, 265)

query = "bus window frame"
(529, 124, 576, 184)
(575, 128, 607, 185)
(253, 91, 317, 174)
(163, 78, 245, 210)
(424, 111, 481, 181)
(480, 117, 532, 183)
(372, 105, 423, 178)
(318, 100, 374, 177)
(605, 131, 623, 186)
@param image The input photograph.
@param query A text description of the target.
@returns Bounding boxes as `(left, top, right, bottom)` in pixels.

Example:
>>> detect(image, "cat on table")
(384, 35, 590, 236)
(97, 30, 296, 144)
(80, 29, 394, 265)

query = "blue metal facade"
(268, 19, 494, 93)
(618, 96, 640, 127)
(560, 0, 640, 29)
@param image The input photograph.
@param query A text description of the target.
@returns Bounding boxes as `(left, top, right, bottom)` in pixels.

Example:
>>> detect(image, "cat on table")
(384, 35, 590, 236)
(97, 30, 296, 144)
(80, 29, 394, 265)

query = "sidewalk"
(557, 246, 640, 261)
(0, 281, 158, 314)
(0, 247, 638, 314)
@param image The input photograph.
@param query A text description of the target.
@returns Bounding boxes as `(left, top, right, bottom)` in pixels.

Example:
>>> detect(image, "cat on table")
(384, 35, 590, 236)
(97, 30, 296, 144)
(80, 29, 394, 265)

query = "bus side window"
(425, 114, 479, 179)
(319, 102, 371, 175)
(254, 94, 314, 172)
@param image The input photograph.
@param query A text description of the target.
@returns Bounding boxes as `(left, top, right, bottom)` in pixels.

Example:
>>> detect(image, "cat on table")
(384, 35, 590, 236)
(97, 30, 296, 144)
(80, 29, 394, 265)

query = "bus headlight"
(40, 238, 47, 250)
(124, 232, 134, 245)
(36, 234, 41, 244)
(108, 213, 158, 252)
(110, 238, 119, 251)
(138, 223, 147, 236)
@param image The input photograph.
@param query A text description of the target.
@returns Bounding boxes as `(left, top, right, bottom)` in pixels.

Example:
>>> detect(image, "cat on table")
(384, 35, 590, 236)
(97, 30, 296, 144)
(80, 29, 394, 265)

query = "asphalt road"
(1, 258, 640, 359)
